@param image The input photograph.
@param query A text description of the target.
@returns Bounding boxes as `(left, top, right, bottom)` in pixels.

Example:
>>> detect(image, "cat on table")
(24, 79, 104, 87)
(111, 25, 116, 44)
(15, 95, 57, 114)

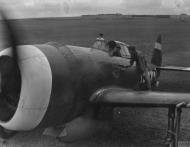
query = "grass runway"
(0, 16, 190, 146)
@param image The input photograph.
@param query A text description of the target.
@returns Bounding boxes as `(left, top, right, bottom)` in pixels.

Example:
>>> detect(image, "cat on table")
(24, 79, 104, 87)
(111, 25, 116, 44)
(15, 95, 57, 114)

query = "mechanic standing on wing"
(96, 33, 104, 41)
(128, 46, 137, 66)
(92, 33, 105, 49)
(135, 52, 151, 90)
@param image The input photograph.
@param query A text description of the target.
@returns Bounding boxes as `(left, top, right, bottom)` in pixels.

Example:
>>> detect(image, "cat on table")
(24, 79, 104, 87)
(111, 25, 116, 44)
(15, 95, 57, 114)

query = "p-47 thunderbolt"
(0, 11, 189, 147)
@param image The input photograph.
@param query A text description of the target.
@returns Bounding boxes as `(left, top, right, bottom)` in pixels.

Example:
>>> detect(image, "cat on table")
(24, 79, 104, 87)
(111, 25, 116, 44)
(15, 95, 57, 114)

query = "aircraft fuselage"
(37, 43, 139, 128)
(0, 43, 139, 130)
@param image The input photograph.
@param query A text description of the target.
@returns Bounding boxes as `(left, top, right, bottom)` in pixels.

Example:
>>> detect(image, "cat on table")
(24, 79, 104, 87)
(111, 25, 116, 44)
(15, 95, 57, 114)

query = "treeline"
(131, 15, 170, 18)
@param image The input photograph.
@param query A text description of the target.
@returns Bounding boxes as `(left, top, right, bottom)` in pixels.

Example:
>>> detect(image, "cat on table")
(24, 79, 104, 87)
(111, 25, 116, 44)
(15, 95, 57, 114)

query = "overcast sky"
(0, 0, 189, 18)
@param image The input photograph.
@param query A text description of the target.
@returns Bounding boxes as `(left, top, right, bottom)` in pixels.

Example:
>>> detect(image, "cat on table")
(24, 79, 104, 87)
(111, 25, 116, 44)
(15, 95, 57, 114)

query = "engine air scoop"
(0, 55, 21, 121)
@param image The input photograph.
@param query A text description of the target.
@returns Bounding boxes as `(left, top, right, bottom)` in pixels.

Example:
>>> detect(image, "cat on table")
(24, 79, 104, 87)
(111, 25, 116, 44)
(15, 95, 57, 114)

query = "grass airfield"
(1, 16, 190, 146)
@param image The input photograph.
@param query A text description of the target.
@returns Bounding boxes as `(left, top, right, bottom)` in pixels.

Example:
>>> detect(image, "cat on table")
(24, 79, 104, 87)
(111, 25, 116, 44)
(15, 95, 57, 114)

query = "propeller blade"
(0, 10, 19, 66)
(0, 10, 21, 106)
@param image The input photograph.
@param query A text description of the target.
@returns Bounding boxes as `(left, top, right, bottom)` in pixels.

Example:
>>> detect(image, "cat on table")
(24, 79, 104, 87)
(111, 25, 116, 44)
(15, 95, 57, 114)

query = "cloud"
(161, 0, 190, 14)
(0, 0, 71, 18)
(0, 0, 189, 18)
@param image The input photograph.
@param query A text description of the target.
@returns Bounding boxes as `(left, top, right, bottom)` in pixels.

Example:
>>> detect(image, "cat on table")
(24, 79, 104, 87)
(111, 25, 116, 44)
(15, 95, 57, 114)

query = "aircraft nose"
(0, 45, 52, 131)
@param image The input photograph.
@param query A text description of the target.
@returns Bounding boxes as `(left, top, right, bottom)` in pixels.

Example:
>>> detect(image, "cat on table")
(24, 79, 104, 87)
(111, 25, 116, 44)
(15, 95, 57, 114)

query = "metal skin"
(90, 87, 190, 107)
(37, 43, 139, 128)
(0, 42, 140, 131)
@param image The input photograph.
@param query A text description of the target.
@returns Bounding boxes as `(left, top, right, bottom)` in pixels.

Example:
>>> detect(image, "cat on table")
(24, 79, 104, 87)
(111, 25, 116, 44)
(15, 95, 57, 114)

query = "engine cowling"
(0, 45, 52, 130)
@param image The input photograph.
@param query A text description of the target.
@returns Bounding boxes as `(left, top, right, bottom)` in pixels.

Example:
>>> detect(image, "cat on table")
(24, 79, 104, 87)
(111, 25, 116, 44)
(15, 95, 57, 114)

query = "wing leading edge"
(157, 66, 190, 72)
(90, 88, 190, 107)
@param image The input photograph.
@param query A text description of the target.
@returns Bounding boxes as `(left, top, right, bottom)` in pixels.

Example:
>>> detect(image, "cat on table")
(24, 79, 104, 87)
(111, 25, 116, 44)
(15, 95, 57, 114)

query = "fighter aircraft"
(0, 11, 190, 147)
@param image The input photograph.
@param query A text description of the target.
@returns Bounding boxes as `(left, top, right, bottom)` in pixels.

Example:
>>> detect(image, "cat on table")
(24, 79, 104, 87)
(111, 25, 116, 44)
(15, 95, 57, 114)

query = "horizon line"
(4, 13, 189, 20)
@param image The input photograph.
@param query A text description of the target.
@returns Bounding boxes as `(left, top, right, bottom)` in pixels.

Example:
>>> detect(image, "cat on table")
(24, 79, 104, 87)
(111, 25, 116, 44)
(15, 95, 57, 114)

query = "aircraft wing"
(90, 88, 190, 107)
(157, 66, 190, 72)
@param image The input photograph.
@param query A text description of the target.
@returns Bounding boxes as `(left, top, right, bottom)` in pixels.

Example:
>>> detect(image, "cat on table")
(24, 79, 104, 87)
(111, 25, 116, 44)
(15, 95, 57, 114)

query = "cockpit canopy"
(114, 41, 131, 59)
(92, 39, 131, 59)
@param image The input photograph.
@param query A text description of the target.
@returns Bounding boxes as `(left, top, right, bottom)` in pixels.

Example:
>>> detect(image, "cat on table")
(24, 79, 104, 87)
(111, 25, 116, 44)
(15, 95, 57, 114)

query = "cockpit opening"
(92, 39, 132, 59)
